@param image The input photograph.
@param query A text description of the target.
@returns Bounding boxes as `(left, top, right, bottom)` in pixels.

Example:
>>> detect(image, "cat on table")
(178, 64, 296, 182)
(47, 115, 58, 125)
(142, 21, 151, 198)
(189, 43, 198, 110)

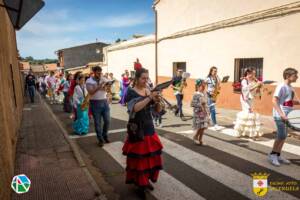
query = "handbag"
(127, 117, 144, 142)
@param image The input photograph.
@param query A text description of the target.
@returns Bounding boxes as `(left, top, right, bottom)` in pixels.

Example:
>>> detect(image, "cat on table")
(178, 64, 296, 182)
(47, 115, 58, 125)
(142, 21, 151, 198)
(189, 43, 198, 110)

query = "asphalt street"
(48, 101, 300, 200)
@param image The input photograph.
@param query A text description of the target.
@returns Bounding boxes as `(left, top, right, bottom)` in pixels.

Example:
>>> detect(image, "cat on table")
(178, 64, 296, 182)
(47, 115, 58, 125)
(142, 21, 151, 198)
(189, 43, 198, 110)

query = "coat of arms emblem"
(251, 172, 270, 197)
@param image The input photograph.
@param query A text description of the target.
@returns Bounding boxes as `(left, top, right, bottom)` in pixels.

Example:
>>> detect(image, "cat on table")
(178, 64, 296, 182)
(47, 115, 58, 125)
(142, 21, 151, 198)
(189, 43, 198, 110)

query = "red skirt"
(122, 133, 163, 186)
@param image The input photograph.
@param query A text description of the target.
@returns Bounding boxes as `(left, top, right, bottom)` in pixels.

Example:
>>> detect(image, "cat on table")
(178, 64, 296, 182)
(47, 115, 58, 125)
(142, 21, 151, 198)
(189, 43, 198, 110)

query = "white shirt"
(241, 79, 255, 100)
(86, 77, 108, 100)
(273, 83, 294, 118)
(206, 76, 217, 94)
(73, 85, 88, 108)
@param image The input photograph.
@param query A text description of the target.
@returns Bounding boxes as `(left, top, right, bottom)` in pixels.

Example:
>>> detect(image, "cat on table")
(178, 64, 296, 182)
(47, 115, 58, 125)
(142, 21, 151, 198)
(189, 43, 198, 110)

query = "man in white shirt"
(269, 68, 299, 166)
(86, 66, 110, 147)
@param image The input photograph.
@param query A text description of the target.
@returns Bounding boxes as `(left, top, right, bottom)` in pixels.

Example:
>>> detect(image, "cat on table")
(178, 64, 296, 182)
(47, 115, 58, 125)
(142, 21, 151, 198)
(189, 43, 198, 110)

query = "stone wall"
(61, 42, 108, 69)
(0, 0, 24, 199)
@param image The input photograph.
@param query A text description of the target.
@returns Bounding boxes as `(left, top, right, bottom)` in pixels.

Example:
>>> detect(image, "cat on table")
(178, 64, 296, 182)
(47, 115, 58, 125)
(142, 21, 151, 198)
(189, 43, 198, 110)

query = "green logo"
(11, 174, 31, 194)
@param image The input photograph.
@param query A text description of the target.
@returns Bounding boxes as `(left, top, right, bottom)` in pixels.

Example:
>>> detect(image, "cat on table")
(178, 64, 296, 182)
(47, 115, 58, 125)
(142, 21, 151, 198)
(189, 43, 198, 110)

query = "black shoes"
(98, 140, 104, 147)
(98, 138, 110, 147)
(137, 187, 146, 199)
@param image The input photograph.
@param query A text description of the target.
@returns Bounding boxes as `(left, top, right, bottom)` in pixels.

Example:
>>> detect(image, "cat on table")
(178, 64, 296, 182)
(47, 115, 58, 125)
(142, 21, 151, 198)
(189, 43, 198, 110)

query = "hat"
(195, 78, 204, 86)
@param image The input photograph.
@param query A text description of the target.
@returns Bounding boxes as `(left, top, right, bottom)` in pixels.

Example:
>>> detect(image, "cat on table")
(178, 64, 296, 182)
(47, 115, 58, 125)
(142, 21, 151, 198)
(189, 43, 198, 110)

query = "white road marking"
(69, 128, 127, 139)
(103, 141, 205, 200)
(160, 137, 298, 200)
(178, 128, 300, 156)
(177, 130, 300, 179)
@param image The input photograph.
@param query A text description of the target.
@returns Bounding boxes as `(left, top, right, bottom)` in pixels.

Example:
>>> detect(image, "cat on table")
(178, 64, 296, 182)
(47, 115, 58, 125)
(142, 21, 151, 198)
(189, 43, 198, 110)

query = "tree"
(115, 38, 121, 43)
(24, 56, 34, 61)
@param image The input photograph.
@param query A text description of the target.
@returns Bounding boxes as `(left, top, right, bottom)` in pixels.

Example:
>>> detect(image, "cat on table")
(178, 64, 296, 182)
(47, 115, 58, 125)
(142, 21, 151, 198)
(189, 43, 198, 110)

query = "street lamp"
(1, 0, 45, 30)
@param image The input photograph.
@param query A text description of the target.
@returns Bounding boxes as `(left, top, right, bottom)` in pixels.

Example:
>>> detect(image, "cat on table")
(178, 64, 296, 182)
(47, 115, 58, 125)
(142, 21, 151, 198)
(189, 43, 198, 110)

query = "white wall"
(157, 12, 300, 86)
(156, 0, 298, 38)
(106, 41, 155, 82)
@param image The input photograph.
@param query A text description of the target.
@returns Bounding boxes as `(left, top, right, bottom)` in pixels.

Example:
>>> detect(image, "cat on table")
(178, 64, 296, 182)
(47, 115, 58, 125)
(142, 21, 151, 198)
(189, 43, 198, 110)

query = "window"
(233, 58, 263, 92)
(172, 62, 186, 77)
(234, 58, 263, 81)
(130, 70, 135, 79)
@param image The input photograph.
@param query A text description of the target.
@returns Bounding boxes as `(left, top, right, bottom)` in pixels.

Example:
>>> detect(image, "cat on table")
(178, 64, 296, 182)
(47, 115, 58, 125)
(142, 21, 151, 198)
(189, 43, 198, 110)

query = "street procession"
(1, 0, 300, 200)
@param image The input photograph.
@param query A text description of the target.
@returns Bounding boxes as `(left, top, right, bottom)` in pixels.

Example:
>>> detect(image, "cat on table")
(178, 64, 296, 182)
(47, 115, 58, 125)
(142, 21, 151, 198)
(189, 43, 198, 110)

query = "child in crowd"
(269, 68, 299, 166)
(191, 79, 210, 145)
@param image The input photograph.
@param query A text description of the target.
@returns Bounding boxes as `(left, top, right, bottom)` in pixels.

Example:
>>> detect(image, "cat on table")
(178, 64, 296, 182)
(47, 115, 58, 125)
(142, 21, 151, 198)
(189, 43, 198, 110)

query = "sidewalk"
(12, 96, 104, 200)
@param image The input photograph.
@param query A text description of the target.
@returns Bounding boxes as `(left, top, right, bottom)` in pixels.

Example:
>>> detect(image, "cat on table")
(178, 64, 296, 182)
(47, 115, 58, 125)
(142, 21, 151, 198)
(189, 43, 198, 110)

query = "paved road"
(49, 102, 300, 200)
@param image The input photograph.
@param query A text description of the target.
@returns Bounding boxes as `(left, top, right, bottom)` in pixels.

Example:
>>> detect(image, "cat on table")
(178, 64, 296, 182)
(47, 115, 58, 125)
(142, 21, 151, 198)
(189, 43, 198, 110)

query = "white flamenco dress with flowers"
(234, 79, 263, 138)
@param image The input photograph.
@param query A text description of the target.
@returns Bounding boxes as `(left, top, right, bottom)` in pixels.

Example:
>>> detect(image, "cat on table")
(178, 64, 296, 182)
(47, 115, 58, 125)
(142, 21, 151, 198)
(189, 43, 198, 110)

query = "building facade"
(104, 35, 155, 81)
(105, 0, 300, 115)
(0, 1, 25, 199)
(56, 42, 109, 73)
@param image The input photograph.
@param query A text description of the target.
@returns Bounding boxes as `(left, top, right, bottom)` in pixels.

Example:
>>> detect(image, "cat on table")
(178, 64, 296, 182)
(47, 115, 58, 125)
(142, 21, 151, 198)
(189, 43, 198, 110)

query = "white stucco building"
(104, 0, 300, 114)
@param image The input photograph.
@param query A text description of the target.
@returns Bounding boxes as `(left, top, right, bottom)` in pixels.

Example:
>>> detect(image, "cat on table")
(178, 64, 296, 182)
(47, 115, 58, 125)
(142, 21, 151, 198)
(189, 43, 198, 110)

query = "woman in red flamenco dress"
(122, 68, 163, 198)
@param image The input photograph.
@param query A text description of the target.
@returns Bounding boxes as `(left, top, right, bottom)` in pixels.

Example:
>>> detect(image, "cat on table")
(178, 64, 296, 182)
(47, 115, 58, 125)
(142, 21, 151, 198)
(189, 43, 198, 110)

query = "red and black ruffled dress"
(122, 88, 163, 187)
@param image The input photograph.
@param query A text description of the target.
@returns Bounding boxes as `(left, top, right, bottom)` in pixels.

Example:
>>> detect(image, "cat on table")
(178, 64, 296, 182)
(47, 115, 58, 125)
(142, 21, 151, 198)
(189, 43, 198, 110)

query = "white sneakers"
(278, 156, 291, 164)
(268, 154, 291, 166)
(212, 125, 222, 131)
(268, 154, 280, 166)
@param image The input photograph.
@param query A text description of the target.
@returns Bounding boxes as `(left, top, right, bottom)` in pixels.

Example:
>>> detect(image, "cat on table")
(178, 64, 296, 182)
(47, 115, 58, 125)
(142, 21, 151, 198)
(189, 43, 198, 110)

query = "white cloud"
(17, 9, 153, 58)
(97, 13, 153, 28)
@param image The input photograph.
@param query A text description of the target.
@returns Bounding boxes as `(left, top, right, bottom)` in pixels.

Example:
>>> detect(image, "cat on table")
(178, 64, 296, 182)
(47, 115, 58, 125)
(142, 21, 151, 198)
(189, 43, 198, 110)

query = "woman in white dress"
(234, 68, 263, 139)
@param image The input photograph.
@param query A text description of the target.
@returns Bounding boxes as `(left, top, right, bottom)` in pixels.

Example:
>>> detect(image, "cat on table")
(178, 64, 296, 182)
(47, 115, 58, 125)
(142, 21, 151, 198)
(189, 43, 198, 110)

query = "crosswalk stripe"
(160, 137, 298, 200)
(103, 141, 205, 200)
(69, 128, 127, 139)
(178, 128, 300, 156)
(175, 129, 300, 179)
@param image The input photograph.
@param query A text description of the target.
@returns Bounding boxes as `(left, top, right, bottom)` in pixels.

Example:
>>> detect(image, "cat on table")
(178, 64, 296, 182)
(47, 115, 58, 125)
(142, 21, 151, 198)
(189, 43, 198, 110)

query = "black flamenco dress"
(122, 87, 163, 187)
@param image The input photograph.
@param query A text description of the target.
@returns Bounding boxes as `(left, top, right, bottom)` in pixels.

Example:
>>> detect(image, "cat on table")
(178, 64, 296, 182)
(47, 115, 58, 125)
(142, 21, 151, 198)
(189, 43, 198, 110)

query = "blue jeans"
(207, 96, 217, 125)
(28, 85, 35, 103)
(90, 100, 110, 142)
(175, 94, 183, 116)
(274, 118, 288, 140)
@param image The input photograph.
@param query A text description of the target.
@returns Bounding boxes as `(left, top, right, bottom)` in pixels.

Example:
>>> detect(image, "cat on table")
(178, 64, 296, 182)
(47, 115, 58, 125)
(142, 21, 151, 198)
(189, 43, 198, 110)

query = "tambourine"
(287, 109, 300, 131)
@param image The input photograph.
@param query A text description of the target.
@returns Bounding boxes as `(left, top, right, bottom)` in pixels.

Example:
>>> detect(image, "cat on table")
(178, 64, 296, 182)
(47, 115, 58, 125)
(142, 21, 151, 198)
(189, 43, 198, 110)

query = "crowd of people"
(25, 63, 299, 198)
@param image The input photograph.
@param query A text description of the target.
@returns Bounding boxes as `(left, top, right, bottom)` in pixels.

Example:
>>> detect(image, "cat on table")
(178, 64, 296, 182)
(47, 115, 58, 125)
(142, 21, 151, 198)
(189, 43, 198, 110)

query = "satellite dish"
(4, 0, 45, 30)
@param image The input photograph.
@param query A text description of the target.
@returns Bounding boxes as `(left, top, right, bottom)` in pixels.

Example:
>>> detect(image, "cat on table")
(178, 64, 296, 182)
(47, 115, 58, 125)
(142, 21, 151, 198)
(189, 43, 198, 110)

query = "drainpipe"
(153, 5, 158, 85)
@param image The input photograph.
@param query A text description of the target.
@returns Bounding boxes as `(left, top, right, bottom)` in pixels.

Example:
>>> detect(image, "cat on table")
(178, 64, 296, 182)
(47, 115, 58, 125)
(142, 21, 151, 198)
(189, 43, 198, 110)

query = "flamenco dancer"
(234, 68, 263, 139)
(119, 70, 131, 106)
(122, 68, 163, 199)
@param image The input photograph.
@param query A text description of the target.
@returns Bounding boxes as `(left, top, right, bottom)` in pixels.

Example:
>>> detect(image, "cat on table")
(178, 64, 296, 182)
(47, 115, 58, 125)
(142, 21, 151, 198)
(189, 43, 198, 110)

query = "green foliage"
(21, 56, 58, 65)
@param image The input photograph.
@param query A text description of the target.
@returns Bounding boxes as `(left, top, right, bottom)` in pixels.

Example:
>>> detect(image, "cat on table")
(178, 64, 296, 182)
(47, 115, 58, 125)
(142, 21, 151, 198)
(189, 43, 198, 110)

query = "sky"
(16, 0, 154, 59)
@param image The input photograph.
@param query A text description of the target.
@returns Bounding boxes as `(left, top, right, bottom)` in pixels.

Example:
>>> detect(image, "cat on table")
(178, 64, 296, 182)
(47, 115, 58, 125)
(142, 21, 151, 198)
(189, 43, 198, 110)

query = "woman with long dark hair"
(122, 68, 163, 199)
(69, 71, 82, 120)
(119, 70, 131, 106)
(234, 68, 263, 139)
(72, 74, 89, 135)
(206, 66, 221, 130)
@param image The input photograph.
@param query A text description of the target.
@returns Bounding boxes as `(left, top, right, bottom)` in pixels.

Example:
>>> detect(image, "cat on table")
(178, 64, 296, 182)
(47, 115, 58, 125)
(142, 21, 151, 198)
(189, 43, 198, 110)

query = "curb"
(41, 95, 107, 200)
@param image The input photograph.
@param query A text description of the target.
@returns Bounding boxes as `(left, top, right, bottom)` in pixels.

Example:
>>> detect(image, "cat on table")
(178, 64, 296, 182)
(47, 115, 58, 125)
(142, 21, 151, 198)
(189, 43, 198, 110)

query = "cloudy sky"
(16, 0, 154, 59)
